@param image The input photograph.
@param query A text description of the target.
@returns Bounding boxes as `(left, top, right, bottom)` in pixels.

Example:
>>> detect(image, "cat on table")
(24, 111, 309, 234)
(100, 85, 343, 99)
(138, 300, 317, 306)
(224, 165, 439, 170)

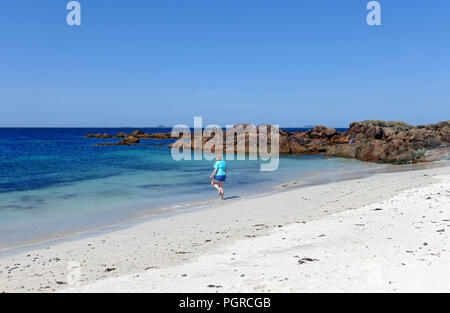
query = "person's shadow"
(223, 196, 240, 201)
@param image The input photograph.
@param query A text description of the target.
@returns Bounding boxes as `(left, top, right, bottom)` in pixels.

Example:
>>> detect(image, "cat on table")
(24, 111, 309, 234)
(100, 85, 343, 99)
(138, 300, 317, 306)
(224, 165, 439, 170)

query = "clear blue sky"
(1, 0, 449, 127)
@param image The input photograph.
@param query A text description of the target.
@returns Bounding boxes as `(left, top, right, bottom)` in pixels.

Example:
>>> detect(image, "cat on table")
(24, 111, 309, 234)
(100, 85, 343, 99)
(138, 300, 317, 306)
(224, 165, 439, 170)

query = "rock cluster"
(95, 136, 140, 146)
(85, 120, 450, 164)
(85, 130, 175, 146)
(85, 131, 174, 140)
(84, 133, 113, 139)
(324, 120, 449, 164)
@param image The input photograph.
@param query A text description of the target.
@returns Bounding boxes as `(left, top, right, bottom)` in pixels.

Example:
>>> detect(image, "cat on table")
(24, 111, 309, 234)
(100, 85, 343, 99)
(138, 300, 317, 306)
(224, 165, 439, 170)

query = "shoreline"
(72, 170, 450, 293)
(2, 158, 441, 255)
(0, 162, 449, 292)
(0, 157, 385, 254)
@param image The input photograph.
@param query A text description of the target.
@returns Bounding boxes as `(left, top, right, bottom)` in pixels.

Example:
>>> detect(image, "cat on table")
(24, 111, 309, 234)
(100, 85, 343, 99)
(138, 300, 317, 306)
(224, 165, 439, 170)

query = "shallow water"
(0, 127, 376, 249)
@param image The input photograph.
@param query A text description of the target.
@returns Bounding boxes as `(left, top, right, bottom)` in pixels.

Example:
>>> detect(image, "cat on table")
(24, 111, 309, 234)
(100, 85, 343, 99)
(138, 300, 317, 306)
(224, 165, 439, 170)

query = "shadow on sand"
(223, 196, 240, 201)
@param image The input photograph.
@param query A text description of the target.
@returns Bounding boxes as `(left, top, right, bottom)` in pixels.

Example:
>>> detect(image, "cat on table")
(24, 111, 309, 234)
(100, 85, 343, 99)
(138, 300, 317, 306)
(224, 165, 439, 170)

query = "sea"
(0, 127, 379, 250)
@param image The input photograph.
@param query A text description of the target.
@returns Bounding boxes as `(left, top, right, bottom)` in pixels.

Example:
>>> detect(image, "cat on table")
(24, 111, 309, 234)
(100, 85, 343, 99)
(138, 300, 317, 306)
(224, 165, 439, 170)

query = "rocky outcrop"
(324, 120, 449, 164)
(96, 136, 140, 146)
(129, 130, 145, 137)
(114, 132, 128, 138)
(86, 120, 450, 164)
(118, 136, 140, 145)
(173, 121, 449, 164)
(86, 130, 177, 140)
(423, 145, 450, 162)
(138, 133, 174, 139)
(85, 133, 113, 139)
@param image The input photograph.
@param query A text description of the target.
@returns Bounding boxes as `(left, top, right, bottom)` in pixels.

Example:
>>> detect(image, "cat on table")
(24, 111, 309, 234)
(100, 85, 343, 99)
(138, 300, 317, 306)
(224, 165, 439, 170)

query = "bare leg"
(211, 180, 221, 195)
(219, 181, 224, 199)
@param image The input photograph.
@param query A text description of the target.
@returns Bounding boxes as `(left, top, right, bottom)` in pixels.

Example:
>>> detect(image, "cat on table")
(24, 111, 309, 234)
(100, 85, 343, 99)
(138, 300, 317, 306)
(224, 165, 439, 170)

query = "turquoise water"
(0, 128, 375, 249)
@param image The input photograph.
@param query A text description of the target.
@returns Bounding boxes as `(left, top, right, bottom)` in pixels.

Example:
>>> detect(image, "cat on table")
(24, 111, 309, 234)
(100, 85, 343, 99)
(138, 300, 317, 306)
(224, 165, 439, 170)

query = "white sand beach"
(1, 164, 449, 293)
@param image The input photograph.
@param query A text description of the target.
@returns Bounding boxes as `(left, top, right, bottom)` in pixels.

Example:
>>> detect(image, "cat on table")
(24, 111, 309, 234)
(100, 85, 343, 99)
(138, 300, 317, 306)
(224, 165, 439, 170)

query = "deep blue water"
(0, 128, 175, 193)
(0, 127, 364, 249)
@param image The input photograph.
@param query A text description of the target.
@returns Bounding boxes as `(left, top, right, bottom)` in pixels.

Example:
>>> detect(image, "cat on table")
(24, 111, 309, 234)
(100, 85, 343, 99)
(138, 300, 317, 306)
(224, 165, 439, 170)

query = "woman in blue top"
(209, 155, 227, 199)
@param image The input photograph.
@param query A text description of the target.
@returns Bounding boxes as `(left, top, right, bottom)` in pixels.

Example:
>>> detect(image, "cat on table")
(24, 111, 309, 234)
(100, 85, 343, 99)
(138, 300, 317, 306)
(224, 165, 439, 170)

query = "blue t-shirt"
(214, 160, 227, 176)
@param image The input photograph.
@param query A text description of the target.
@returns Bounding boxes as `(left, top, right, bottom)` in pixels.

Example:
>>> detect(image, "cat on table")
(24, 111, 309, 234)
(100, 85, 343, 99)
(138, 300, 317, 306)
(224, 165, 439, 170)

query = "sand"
(1, 164, 449, 293)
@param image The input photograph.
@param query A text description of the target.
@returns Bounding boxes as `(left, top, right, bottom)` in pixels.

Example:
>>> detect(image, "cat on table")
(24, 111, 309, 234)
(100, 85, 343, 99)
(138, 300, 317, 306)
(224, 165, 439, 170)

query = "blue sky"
(0, 0, 449, 127)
